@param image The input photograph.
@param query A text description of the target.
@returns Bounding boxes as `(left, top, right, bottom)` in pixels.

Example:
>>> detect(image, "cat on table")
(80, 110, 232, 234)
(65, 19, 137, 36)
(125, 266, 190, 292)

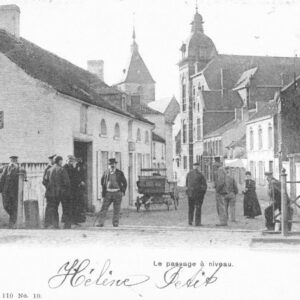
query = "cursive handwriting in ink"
(48, 259, 150, 289)
(156, 265, 222, 289)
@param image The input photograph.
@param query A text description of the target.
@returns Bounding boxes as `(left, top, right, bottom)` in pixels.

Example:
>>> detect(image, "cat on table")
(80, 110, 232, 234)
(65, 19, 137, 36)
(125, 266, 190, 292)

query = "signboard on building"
(0, 111, 3, 129)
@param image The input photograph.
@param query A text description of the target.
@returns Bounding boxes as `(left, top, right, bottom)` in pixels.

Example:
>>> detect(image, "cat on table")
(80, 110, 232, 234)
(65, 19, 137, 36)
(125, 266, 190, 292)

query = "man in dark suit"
(96, 158, 127, 227)
(186, 162, 207, 226)
(43, 154, 56, 228)
(44, 156, 70, 229)
(0, 156, 20, 228)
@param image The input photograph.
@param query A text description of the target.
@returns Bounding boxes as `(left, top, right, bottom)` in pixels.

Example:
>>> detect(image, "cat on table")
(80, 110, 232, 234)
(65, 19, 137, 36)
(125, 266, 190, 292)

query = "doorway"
(74, 140, 93, 212)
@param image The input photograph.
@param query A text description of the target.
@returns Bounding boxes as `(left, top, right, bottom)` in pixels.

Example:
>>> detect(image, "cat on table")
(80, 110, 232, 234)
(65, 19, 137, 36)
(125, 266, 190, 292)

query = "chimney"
(0, 5, 20, 38)
(87, 60, 104, 81)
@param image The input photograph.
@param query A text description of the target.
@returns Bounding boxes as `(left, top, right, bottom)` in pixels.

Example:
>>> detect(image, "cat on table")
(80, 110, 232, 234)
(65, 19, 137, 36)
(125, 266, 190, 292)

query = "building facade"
(0, 5, 153, 212)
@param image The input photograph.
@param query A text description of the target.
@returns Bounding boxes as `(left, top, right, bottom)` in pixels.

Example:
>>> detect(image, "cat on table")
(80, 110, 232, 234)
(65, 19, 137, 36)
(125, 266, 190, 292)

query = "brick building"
(177, 7, 300, 183)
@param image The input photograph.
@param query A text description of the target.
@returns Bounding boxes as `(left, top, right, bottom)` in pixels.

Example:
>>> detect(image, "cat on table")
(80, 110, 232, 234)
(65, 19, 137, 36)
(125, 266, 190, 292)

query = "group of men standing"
(43, 154, 86, 229)
(186, 160, 239, 227)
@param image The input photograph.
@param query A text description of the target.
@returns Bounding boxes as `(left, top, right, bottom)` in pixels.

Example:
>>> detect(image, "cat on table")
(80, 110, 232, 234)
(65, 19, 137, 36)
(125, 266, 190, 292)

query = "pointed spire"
(191, 1, 204, 33)
(131, 12, 138, 53)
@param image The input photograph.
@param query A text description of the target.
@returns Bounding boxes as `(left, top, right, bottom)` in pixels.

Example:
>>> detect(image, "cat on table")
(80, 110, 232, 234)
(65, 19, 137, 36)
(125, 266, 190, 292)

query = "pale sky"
(2, 0, 300, 99)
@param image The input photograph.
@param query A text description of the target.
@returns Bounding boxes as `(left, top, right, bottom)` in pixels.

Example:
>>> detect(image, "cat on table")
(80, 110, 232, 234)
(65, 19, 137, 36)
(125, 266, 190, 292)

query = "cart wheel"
(136, 197, 140, 212)
(145, 202, 150, 211)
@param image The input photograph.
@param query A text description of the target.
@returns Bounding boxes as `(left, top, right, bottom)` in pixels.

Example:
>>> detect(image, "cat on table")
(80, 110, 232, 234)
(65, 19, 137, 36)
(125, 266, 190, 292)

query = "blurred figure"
(186, 162, 207, 226)
(44, 156, 70, 229)
(215, 166, 238, 226)
(0, 156, 20, 228)
(243, 171, 261, 219)
(43, 154, 56, 228)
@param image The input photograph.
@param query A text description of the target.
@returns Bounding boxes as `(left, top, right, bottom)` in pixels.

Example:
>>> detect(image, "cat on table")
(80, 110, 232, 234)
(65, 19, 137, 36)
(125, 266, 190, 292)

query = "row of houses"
(0, 4, 180, 212)
(175, 8, 300, 198)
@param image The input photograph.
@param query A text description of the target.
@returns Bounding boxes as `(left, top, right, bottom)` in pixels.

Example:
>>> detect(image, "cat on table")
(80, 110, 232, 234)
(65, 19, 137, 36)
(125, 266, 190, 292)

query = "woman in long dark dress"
(243, 171, 262, 218)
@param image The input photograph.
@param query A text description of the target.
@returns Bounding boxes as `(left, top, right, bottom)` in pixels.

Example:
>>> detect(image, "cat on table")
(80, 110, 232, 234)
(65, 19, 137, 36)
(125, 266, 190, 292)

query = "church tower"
(117, 27, 156, 105)
(178, 6, 217, 172)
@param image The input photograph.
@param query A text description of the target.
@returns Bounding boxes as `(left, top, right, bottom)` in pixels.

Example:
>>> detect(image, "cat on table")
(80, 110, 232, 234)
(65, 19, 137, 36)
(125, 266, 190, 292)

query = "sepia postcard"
(0, 0, 299, 299)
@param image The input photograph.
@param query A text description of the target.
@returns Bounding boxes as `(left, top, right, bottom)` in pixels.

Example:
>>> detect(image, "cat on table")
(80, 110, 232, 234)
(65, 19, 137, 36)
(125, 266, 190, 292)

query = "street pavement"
(0, 190, 299, 248)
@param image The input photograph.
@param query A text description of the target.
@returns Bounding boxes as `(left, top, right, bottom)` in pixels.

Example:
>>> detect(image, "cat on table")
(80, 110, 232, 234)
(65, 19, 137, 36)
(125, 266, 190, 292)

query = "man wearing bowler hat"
(186, 161, 207, 226)
(0, 156, 20, 228)
(96, 158, 127, 227)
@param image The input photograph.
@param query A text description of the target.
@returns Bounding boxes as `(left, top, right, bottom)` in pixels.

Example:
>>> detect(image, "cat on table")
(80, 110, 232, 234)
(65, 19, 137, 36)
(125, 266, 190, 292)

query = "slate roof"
(152, 132, 165, 143)
(247, 100, 277, 123)
(120, 47, 155, 84)
(201, 90, 243, 110)
(226, 134, 246, 149)
(139, 104, 163, 115)
(202, 54, 300, 92)
(0, 29, 154, 125)
(204, 118, 243, 139)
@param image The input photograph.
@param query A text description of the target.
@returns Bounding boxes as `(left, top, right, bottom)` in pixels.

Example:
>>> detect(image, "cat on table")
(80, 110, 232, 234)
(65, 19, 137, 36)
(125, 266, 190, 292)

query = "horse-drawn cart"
(135, 168, 179, 211)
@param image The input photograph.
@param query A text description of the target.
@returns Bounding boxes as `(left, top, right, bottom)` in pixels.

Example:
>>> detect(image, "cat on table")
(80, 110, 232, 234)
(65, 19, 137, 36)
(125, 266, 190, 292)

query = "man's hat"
(225, 166, 230, 170)
(108, 158, 117, 165)
(193, 162, 200, 166)
(54, 156, 63, 164)
(48, 154, 56, 159)
(9, 155, 18, 159)
(265, 171, 273, 176)
(67, 155, 76, 161)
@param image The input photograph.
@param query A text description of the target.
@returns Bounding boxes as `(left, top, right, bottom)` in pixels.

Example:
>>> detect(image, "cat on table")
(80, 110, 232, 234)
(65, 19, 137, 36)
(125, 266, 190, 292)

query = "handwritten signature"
(48, 259, 223, 290)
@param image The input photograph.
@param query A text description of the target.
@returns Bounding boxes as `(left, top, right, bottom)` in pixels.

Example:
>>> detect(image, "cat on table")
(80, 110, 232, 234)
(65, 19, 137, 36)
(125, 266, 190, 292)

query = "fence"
(0, 162, 47, 226)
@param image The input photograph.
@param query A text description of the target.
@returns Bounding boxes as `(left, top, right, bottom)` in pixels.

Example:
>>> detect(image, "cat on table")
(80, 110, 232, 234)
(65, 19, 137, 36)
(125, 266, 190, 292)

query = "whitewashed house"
(246, 101, 279, 186)
(0, 5, 153, 213)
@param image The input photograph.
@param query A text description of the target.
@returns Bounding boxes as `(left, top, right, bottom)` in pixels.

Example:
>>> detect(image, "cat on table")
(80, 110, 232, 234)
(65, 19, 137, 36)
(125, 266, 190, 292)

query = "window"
(100, 119, 107, 136)
(192, 86, 196, 109)
(268, 123, 273, 149)
(115, 152, 122, 170)
(269, 160, 273, 173)
(153, 142, 156, 159)
(197, 118, 201, 141)
(80, 104, 88, 134)
(145, 131, 149, 144)
(258, 126, 263, 150)
(114, 123, 120, 139)
(137, 153, 142, 176)
(0, 111, 4, 129)
(258, 161, 265, 185)
(137, 128, 141, 142)
(249, 127, 254, 150)
(250, 161, 255, 179)
(182, 120, 187, 144)
(219, 140, 223, 156)
(183, 156, 188, 170)
(182, 78, 186, 112)
(128, 120, 133, 140)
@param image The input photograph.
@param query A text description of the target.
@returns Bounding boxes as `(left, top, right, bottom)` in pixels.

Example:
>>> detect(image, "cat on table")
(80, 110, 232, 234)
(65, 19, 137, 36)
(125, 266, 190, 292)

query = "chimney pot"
(0, 4, 20, 38)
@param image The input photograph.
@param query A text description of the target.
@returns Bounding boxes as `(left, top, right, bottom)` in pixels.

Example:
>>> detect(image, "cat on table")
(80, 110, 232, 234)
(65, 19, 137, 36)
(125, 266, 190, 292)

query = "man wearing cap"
(0, 156, 20, 228)
(96, 158, 127, 227)
(44, 156, 71, 229)
(186, 162, 207, 226)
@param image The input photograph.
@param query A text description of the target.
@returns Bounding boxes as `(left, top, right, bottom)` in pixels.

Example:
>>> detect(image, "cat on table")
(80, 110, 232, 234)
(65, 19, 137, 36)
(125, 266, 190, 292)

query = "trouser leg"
(97, 194, 113, 226)
(9, 195, 18, 226)
(217, 194, 228, 225)
(195, 196, 203, 226)
(2, 194, 10, 217)
(112, 192, 122, 226)
(228, 195, 236, 222)
(188, 197, 195, 225)
(44, 197, 52, 228)
(61, 195, 72, 228)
